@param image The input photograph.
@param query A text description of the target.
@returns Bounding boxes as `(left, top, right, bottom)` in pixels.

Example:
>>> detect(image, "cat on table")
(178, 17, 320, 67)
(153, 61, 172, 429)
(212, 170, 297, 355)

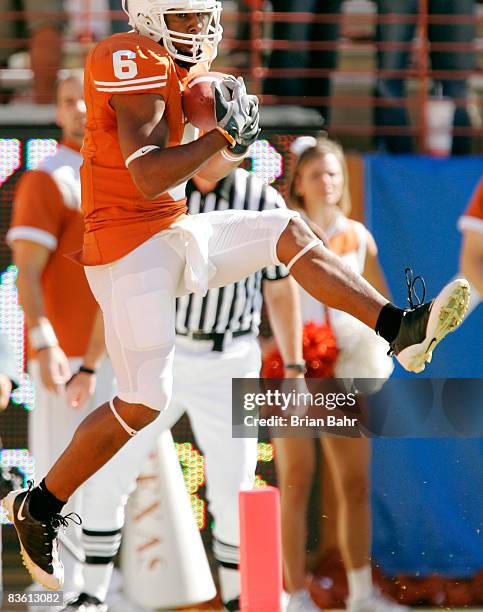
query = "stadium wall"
(364, 155, 483, 576)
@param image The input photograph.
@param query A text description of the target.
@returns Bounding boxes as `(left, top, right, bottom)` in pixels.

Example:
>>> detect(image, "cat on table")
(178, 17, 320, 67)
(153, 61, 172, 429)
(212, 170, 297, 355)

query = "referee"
(172, 168, 304, 611)
(66, 168, 304, 612)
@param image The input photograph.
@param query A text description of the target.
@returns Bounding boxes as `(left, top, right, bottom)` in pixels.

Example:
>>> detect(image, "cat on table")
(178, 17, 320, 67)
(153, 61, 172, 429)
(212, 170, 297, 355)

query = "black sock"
(29, 478, 66, 522)
(375, 303, 404, 344)
(224, 598, 240, 612)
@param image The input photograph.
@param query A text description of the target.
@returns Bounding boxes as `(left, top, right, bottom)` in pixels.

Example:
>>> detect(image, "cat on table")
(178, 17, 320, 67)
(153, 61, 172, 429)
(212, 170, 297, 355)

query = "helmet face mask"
(122, 0, 223, 64)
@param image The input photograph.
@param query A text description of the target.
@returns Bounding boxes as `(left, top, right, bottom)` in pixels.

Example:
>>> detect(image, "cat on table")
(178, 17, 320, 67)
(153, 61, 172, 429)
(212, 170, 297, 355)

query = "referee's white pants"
(172, 336, 260, 560)
(85, 208, 296, 413)
(81, 335, 260, 560)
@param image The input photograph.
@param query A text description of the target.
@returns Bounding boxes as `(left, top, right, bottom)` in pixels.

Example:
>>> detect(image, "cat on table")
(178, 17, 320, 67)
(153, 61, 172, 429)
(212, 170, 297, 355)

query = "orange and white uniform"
(8, 142, 97, 357)
(458, 178, 483, 236)
(79, 32, 208, 266)
(7, 142, 117, 593)
(80, 33, 297, 414)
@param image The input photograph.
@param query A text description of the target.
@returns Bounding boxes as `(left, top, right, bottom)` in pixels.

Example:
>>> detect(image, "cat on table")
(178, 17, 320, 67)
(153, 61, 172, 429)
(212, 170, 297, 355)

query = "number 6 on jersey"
(113, 50, 138, 80)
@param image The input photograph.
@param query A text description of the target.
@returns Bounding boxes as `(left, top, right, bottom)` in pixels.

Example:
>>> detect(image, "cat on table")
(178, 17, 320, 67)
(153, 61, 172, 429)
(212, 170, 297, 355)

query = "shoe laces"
(50, 511, 82, 532)
(405, 267, 426, 309)
(42, 512, 81, 564)
(25, 480, 82, 534)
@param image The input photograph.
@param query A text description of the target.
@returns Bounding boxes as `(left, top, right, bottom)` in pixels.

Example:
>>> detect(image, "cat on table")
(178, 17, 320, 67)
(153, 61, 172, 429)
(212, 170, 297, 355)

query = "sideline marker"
(239, 487, 283, 611)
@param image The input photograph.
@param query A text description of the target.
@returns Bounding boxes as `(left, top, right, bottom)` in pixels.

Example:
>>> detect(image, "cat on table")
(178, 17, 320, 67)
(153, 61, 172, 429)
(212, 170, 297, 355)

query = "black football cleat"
(1, 482, 80, 590)
(61, 593, 108, 611)
(391, 270, 470, 373)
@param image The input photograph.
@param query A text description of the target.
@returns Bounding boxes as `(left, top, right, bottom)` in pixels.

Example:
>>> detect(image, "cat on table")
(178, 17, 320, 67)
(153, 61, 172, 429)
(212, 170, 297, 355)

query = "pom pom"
(262, 321, 338, 378)
(332, 313, 394, 393)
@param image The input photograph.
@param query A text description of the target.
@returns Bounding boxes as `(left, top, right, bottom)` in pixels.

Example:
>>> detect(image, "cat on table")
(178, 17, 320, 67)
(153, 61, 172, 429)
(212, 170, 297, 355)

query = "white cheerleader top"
(298, 214, 394, 380)
(299, 214, 367, 326)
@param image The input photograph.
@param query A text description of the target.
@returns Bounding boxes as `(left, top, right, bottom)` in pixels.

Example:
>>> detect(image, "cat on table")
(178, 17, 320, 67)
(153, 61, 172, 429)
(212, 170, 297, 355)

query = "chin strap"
(109, 399, 138, 437)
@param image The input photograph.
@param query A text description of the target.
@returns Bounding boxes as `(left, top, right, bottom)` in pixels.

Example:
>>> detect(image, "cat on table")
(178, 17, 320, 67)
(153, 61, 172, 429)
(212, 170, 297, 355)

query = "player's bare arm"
(460, 229, 483, 295)
(264, 276, 304, 378)
(362, 229, 391, 298)
(82, 308, 106, 373)
(12, 240, 50, 330)
(195, 148, 246, 182)
(65, 308, 106, 410)
(112, 92, 229, 199)
(12, 240, 71, 393)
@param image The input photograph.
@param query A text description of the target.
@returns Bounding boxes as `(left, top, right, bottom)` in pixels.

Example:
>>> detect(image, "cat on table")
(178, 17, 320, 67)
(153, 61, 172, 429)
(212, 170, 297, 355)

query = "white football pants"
(84, 208, 296, 413)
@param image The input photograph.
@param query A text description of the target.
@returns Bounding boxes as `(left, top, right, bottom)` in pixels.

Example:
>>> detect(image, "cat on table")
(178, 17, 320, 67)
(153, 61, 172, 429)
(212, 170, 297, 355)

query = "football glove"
(231, 96, 260, 154)
(212, 77, 260, 149)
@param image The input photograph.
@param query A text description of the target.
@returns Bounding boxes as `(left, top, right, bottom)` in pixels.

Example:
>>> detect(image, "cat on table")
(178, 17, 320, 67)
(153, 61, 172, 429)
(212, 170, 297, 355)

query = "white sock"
(83, 563, 115, 602)
(347, 565, 373, 601)
(219, 566, 240, 605)
(81, 528, 122, 602)
(59, 540, 84, 595)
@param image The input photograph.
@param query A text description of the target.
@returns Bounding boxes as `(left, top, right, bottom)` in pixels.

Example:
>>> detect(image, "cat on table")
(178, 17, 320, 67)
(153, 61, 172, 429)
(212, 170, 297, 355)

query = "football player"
(2, 0, 470, 592)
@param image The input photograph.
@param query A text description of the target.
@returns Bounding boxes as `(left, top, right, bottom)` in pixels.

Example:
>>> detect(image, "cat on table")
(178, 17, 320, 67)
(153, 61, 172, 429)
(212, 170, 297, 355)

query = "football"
(182, 71, 232, 131)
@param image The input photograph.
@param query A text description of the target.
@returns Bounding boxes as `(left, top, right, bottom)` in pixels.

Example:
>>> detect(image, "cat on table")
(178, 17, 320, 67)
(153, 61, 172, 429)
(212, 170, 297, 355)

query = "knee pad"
(117, 370, 173, 414)
(258, 208, 300, 265)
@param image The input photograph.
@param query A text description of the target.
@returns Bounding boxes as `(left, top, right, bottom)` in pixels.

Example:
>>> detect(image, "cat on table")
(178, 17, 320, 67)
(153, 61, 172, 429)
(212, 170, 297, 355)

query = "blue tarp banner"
(364, 155, 483, 576)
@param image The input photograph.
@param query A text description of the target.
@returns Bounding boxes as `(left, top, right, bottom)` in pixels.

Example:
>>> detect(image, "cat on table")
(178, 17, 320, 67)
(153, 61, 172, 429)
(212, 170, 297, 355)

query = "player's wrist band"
(125, 145, 161, 167)
(79, 366, 96, 375)
(215, 126, 236, 148)
(65, 365, 97, 388)
(284, 361, 306, 373)
(29, 320, 58, 351)
(220, 147, 249, 162)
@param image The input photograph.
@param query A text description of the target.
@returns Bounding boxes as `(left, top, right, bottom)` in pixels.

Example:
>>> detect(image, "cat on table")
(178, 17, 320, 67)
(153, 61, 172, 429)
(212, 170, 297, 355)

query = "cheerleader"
(274, 137, 409, 612)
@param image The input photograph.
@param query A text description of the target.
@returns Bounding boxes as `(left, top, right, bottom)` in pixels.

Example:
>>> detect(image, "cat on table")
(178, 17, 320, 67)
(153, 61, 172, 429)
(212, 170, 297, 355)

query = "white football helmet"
(122, 0, 223, 64)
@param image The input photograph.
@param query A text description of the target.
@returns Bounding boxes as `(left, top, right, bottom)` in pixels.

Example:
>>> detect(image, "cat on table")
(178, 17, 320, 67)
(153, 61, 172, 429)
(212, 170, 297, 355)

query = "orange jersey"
(79, 32, 210, 266)
(7, 143, 98, 358)
(458, 178, 483, 234)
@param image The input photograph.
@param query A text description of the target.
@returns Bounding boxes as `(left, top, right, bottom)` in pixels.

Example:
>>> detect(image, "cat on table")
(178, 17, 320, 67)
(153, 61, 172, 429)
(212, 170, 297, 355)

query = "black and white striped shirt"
(175, 169, 289, 336)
